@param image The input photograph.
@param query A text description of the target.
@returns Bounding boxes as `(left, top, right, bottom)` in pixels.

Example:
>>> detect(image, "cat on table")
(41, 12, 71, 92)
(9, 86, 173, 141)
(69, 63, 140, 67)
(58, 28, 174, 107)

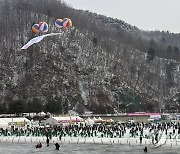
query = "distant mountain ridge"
(0, 0, 180, 114)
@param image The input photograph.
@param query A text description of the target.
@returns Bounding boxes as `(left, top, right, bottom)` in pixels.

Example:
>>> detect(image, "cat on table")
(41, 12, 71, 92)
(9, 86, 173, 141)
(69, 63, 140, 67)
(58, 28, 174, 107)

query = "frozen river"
(0, 142, 179, 154)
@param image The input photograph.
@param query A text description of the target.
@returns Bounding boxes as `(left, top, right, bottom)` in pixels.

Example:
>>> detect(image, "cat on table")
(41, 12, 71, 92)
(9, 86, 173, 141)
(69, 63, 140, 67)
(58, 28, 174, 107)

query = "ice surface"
(0, 136, 179, 154)
(0, 142, 179, 154)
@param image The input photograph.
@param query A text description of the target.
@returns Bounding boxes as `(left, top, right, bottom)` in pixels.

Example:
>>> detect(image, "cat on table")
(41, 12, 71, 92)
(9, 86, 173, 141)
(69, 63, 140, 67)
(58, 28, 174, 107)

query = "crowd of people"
(0, 121, 179, 143)
(0, 121, 180, 152)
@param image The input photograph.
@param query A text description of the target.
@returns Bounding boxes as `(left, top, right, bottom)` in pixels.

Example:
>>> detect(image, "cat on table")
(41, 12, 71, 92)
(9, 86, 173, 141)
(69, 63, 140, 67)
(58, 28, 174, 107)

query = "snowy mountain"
(0, 0, 180, 114)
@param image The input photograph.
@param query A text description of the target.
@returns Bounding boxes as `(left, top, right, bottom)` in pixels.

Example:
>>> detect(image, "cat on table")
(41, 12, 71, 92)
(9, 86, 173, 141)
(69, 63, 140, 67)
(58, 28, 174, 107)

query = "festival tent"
(45, 116, 84, 126)
(97, 117, 104, 123)
(0, 118, 9, 128)
(92, 117, 98, 122)
(6, 117, 30, 126)
(85, 117, 95, 125)
(29, 120, 40, 128)
(69, 116, 83, 122)
(150, 114, 161, 120)
(106, 118, 114, 123)
(0, 117, 30, 128)
(37, 111, 46, 117)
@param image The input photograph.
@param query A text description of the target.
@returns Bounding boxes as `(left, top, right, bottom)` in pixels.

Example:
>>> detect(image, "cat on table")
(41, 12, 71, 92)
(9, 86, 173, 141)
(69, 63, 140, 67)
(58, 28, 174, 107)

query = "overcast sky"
(63, 0, 180, 33)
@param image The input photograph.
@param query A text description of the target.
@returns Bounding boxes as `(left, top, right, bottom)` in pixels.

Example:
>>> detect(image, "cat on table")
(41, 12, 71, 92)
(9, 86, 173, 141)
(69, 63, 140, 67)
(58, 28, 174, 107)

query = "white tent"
(3, 117, 30, 123)
(92, 117, 98, 122)
(97, 117, 104, 122)
(45, 116, 84, 126)
(38, 111, 46, 116)
(70, 116, 84, 122)
(0, 117, 30, 128)
(107, 118, 114, 123)
(0, 119, 8, 128)
(85, 117, 95, 125)
(150, 114, 161, 120)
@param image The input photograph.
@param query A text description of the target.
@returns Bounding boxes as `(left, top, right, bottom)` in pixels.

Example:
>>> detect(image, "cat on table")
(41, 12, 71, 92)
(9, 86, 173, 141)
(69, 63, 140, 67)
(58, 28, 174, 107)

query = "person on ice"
(140, 135, 142, 145)
(46, 137, 50, 146)
(55, 143, 60, 150)
(35, 142, 42, 148)
(59, 134, 62, 141)
(143, 146, 148, 152)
